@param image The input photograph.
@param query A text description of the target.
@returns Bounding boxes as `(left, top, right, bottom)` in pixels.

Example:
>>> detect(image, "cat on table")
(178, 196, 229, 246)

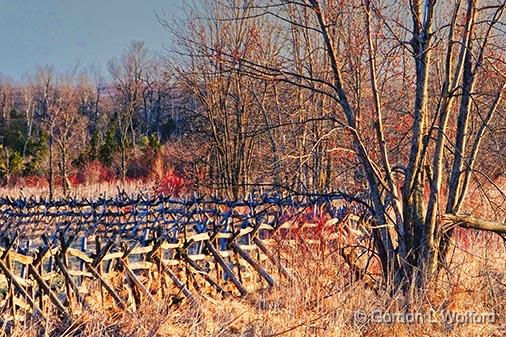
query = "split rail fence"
(0, 193, 370, 326)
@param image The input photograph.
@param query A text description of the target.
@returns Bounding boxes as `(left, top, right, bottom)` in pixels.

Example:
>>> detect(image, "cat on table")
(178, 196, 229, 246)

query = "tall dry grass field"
(3, 229, 504, 337)
(0, 180, 156, 200)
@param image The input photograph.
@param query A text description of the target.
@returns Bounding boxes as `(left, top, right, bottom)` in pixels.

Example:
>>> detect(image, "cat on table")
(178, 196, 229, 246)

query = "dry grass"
(0, 180, 155, 200)
(3, 232, 505, 337)
(1, 180, 504, 336)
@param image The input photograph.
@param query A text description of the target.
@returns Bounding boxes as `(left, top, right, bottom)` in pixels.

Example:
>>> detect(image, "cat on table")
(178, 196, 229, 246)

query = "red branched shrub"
(154, 169, 188, 196)
(68, 173, 83, 186)
(24, 175, 48, 189)
(78, 161, 115, 185)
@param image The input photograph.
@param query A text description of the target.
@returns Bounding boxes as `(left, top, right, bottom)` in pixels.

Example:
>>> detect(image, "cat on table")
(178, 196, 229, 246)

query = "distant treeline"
(1, 1, 504, 205)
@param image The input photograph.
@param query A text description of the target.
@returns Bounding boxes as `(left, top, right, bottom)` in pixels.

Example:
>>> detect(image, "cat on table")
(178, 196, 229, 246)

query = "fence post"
(78, 237, 87, 285)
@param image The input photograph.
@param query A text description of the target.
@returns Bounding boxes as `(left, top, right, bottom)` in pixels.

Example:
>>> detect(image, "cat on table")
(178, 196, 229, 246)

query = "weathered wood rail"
(0, 193, 369, 327)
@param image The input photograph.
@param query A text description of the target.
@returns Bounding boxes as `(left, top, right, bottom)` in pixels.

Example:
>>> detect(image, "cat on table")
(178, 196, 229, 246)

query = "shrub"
(154, 169, 187, 196)
(78, 160, 116, 185)
(23, 175, 48, 189)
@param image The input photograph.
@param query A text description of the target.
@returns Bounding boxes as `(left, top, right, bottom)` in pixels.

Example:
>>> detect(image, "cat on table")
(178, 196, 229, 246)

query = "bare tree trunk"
(364, 0, 406, 271)
(48, 131, 54, 200)
(120, 141, 127, 183)
(309, 0, 398, 284)
(59, 145, 69, 196)
(399, 0, 435, 289)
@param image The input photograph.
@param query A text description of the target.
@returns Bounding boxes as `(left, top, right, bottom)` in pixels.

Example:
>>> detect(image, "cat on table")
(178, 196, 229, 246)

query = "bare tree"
(33, 67, 89, 196)
(166, 1, 271, 197)
(33, 66, 58, 199)
(52, 80, 88, 195)
(108, 41, 152, 181)
(173, 0, 506, 294)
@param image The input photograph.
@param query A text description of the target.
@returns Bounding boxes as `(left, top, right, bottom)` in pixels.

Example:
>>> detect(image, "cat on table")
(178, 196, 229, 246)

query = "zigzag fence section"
(0, 193, 370, 326)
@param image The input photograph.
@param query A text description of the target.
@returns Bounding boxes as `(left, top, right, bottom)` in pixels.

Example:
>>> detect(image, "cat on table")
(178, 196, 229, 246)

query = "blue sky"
(0, 0, 181, 81)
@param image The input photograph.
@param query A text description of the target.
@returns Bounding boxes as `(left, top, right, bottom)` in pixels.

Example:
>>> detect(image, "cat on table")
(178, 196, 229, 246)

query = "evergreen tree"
(99, 125, 118, 166)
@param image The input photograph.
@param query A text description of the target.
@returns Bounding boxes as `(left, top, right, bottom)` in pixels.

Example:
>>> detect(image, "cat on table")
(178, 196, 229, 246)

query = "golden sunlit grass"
(4, 231, 504, 337)
(0, 180, 155, 200)
(1, 181, 504, 336)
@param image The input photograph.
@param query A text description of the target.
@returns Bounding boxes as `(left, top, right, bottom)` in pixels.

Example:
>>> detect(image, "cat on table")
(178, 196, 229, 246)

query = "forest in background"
(0, 37, 363, 199)
(0, 1, 504, 202)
